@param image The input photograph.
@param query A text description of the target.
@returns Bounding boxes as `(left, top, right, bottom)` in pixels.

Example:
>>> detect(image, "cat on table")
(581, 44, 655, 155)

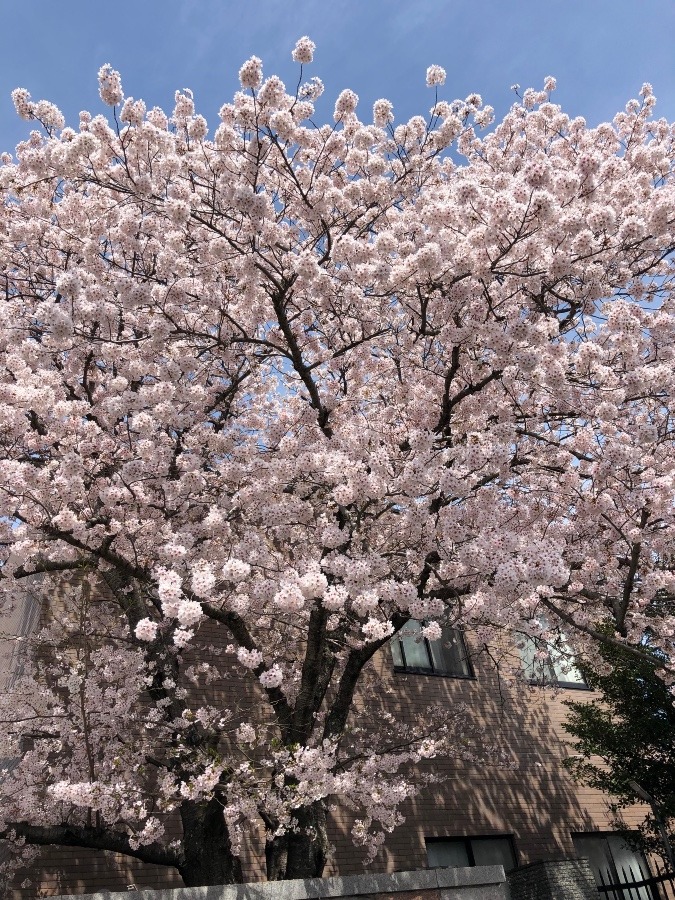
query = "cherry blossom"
(292, 36, 316, 64)
(0, 37, 674, 892)
(426, 64, 446, 87)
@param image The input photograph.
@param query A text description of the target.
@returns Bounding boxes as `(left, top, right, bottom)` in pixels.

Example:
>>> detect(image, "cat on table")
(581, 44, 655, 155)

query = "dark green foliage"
(563, 643, 675, 863)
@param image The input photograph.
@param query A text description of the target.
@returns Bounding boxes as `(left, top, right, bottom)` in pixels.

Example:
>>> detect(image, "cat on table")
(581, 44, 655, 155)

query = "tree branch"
(0, 822, 180, 869)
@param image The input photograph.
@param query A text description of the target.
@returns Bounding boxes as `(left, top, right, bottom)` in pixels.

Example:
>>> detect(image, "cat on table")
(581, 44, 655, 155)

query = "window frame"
(391, 620, 475, 679)
(426, 834, 519, 873)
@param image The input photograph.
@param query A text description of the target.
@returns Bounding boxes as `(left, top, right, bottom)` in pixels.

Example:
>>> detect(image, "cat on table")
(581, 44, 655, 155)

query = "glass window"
(471, 837, 517, 871)
(427, 840, 470, 868)
(427, 836, 517, 872)
(572, 832, 654, 900)
(391, 620, 472, 677)
(518, 626, 587, 688)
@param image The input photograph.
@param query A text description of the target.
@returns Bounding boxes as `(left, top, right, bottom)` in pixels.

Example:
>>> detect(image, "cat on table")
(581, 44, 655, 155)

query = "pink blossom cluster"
(292, 36, 316, 64)
(239, 56, 264, 91)
(98, 64, 124, 106)
(426, 65, 447, 87)
(135, 618, 158, 642)
(0, 36, 674, 884)
(259, 665, 284, 688)
(237, 647, 264, 669)
(222, 558, 251, 582)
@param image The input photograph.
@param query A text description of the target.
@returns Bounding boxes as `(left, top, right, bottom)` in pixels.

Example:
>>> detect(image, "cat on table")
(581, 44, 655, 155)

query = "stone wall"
(53, 866, 508, 900)
(507, 858, 598, 900)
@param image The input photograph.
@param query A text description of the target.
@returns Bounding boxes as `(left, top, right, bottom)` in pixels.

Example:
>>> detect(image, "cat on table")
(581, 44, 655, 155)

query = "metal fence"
(597, 859, 675, 900)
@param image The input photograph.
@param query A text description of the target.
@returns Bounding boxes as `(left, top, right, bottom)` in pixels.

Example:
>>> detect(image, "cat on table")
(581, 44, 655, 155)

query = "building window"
(572, 832, 654, 900)
(426, 836, 517, 873)
(390, 620, 472, 677)
(518, 627, 587, 689)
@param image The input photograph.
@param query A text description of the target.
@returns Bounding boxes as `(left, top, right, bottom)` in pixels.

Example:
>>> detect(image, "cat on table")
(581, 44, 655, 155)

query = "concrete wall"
(52, 866, 508, 900)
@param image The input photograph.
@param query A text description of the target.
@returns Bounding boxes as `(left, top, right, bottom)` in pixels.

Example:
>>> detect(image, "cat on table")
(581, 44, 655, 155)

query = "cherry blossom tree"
(0, 35, 674, 888)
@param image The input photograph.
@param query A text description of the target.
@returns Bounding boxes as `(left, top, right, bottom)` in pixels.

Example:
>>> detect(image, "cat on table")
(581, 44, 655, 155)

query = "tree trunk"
(265, 832, 288, 881)
(177, 798, 243, 887)
(266, 800, 329, 881)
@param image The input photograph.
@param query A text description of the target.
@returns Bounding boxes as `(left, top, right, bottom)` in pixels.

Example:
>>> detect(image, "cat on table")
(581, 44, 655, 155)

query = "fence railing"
(597, 859, 675, 900)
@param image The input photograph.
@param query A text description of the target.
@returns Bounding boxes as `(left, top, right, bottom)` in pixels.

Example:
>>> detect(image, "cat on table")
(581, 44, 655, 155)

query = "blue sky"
(1, 0, 674, 151)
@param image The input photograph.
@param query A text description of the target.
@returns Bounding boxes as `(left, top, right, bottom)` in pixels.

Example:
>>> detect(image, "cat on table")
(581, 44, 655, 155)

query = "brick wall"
(321, 641, 648, 879)
(2, 579, 650, 896)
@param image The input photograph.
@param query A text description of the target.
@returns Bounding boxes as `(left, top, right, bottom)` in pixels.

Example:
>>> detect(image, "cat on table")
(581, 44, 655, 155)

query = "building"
(0, 579, 657, 899)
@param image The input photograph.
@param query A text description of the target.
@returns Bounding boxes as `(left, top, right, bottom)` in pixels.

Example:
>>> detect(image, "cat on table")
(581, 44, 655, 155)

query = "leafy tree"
(0, 35, 674, 889)
(563, 643, 675, 865)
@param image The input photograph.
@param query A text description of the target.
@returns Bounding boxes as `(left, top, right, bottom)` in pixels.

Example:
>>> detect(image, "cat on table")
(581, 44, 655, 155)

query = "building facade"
(0, 584, 655, 899)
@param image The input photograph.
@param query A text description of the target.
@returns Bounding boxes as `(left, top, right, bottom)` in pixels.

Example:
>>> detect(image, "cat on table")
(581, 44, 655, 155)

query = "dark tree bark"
(2, 800, 244, 888)
(265, 800, 329, 881)
(265, 832, 288, 881)
(178, 798, 243, 886)
(284, 801, 329, 880)
(0, 822, 179, 869)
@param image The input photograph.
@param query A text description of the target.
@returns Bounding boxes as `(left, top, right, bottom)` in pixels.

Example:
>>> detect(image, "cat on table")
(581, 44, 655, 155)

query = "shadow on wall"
(325, 636, 601, 877)
(9, 849, 185, 900)
(4, 596, 263, 900)
(6, 618, 615, 897)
